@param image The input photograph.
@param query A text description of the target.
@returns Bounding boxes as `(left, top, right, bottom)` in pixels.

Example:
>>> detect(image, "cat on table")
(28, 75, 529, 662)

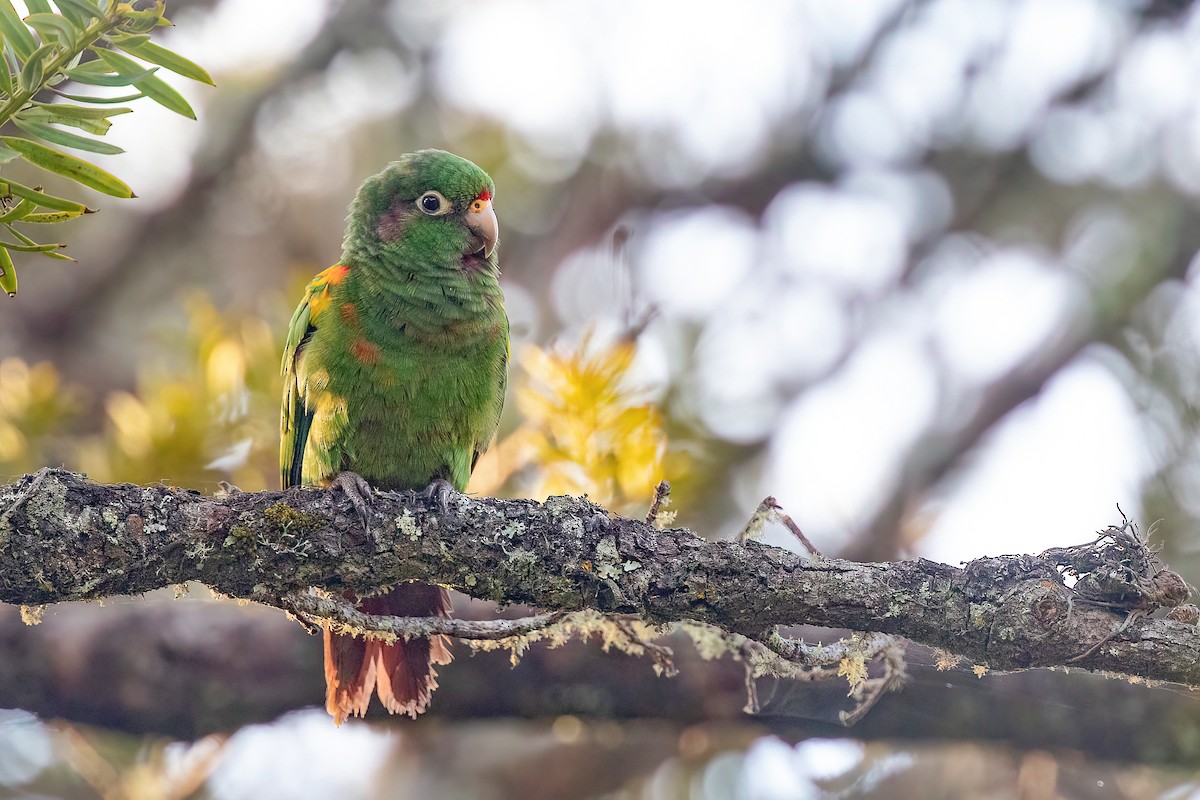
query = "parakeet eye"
(417, 191, 449, 215)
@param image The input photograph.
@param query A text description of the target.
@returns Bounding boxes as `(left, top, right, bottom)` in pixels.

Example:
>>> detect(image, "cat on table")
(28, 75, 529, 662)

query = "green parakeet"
(280, 150, 507, 724)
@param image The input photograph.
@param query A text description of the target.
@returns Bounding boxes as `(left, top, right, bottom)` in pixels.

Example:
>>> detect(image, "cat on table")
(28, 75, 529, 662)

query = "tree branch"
(1, 468, 1198, 707)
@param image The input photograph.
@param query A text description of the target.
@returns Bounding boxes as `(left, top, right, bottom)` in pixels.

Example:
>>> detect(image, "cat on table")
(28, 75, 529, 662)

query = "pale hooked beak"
(465, 197, 498, 258)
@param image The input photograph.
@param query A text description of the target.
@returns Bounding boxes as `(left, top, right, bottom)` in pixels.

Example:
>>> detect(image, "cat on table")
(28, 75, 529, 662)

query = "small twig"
(757, 630, 907, 725)
(737, 496, 821, 555)
(645, 480, 671, 526)
(840, 638, 908, 726)
(742, 661, 761, 714)
(617, 618, 677, 677)
(280, 592, 567, 642)
(1067, 609, 1148, 664)
(768, 498, 821, 556)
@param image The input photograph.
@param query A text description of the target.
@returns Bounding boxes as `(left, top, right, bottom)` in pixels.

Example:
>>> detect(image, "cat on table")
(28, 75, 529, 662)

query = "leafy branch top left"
(0, 0, 210, 296)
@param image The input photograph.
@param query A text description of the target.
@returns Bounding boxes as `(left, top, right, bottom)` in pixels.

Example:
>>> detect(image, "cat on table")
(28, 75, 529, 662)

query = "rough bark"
(1, 468, 1198, 689)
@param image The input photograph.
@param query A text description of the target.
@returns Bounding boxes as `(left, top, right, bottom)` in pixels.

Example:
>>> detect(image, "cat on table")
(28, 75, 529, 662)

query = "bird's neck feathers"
(339, 224, 503, 342)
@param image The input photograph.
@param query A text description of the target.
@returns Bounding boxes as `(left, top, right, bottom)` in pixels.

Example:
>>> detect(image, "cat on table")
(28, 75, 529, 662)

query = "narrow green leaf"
(24, 12, 79, 43)
(3, 224, 71, 261)
(106, 32, 151, 46)
(6, 223, 39, 244)
(53, 0, 104, 23)
(95, 47, 194, 118)
(69, 57, 119, 74)
(0, 1, 37, 60)
(31, 101, 132, 119)
(117, 39, 213, 85)
(2, 136, 132, 197)
(128, 70, 193, 118)
(64, 64, 157, 86)
(2, 179, 89, 213)
(0, 238, 60, 253)
(0, 142, 20, 164)
(0, 50, 13, 95)
(25, 0, 52, 15)
(13, 116, 120, 149)
(52, 88, 144, 103)
(18, 109, 111, 136)
(0, 245, 18, 296)
(0, 198, 35, 222)
(18, 43, 54, 91)
(19, 208, 84, 223)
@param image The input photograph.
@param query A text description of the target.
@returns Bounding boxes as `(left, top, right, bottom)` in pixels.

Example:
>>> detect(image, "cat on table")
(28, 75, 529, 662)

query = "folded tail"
(323, 582, 453, 724)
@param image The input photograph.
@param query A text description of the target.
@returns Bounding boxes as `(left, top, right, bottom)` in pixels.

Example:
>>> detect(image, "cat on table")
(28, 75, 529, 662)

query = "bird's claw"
(333, 471, 374, 530)
(420, 478, 456, 516)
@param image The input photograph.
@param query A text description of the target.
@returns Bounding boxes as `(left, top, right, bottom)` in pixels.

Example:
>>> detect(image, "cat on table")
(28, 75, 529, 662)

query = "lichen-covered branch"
(2, 468, 1199, 699)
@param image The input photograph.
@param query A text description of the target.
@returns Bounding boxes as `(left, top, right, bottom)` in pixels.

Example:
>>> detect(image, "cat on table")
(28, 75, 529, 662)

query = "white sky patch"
(169, 0, 330, 75)
(765, 282, 849, 386)
(869, 22, 968, 148)
(436, 0, 599, 155)
(1114, 30, 1195, 124)
(922, 359, 1147, 562)
(437, 0, 816, 173)
(765, 335, 938, 542)
(930, 249, 1076, 383)
(967, 0, 1124, 149)
(692, 281, 791, 443)
(797, 0, 906, 67)
(589, 1, 808, 171)
(768, 183, 907, 292)
(0, 710, 53, 785)
(792, 738, 867, 782)
(635, 208, 758, 321)
(550, 244, 632, 328)
(841, 168, 955, 243)
(208, 709, 393, 800)
(1030, 106, 1113, 184)
(738, 736, 819, 800)
(818, 90, 912, 166)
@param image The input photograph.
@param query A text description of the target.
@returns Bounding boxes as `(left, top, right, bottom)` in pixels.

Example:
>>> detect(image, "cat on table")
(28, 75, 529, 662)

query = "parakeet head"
(343, 149, 499, 275)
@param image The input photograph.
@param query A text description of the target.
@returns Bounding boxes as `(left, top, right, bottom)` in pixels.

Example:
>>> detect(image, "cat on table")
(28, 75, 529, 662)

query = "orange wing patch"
(308, 265, 350, 321)
(352, 338, 381, 364)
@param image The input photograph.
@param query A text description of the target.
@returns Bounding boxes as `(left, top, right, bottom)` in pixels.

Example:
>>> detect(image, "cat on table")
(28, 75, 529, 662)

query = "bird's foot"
(333, 470, 374, 530)
(419, 478, 456, 516)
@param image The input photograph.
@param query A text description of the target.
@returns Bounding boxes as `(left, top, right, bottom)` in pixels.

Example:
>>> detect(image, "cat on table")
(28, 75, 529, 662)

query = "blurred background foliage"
(7, 0, 1200, 797)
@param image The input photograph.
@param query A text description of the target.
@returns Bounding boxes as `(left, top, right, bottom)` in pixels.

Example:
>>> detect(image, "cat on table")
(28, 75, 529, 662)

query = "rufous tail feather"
(323, 583, 453, 725)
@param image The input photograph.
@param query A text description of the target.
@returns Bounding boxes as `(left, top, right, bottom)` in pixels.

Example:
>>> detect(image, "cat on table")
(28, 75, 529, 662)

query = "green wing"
(470, 325, 509, 474)
(280, 265, 348, 489)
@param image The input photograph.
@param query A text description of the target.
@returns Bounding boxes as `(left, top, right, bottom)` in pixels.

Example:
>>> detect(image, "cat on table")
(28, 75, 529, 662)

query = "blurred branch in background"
(6, 600, 1200, 767)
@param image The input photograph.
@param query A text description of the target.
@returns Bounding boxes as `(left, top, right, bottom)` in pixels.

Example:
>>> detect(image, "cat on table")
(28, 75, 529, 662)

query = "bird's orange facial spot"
(352, 338, 380, 365)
